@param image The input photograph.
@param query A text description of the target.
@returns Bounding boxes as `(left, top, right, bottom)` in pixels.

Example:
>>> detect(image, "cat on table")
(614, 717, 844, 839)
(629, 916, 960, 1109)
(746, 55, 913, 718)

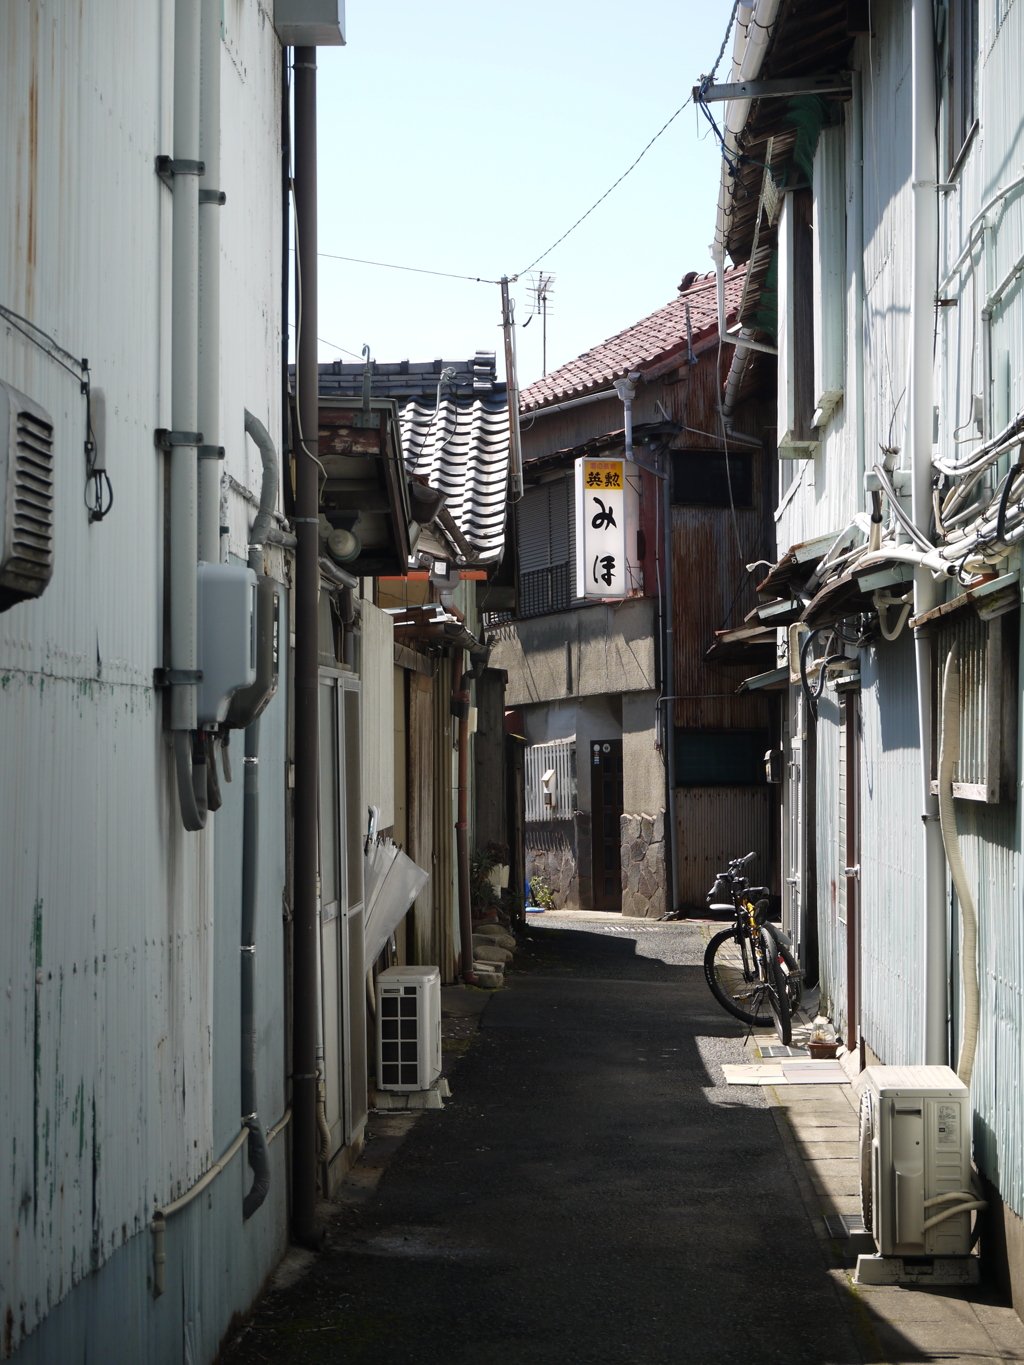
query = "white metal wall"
(0, 3, 286, 1356)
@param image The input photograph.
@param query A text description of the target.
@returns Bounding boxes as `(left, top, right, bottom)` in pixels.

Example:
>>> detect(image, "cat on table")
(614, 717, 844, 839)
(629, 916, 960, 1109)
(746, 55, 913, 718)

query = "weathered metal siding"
(0, 4, 287, 1358)
(813, 693, 848, 1030)
(857, 636, 925, 1066)
(671, 503, 771, 731)
(674, 787, 772, 907)
(360, 602, 396, 829)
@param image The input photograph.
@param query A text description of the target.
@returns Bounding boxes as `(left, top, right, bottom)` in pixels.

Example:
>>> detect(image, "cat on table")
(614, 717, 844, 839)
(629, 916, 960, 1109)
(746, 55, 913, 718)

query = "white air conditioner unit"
(857, 1066, 982, 1282)
(376, 966, 441, 1092)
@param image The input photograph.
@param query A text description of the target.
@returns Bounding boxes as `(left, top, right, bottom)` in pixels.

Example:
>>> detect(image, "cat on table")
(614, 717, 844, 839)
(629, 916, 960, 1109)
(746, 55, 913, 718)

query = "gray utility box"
(197, 562, 257, 726)
(376, 966, 441, 1093)
(858, 1065, 974, 1259)
(274, 0, 345, 45)
(226, 575, 281, 730)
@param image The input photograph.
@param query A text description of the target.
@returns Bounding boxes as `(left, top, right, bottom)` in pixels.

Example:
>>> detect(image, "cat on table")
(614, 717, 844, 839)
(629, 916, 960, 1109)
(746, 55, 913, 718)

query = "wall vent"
(0, 380, 55, 612)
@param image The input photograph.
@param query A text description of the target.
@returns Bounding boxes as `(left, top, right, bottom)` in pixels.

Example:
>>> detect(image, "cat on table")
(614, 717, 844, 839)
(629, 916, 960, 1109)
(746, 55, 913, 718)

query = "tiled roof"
(316, 353, 510, 564)
(519, 266, 746, 412)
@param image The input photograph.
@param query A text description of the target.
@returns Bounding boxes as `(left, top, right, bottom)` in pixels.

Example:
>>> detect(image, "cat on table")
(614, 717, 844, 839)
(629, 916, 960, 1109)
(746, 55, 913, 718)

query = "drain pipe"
(170, 0, 206, 831)
(239, 409, 278, 1219)
(455, 651, 479, 985)
(612, 373, 640, 458)
(198, 0, 223, 566)
(660, 444, 678, 915)
(908, 0, 947, 1066)
(291, 45, 323, 1247)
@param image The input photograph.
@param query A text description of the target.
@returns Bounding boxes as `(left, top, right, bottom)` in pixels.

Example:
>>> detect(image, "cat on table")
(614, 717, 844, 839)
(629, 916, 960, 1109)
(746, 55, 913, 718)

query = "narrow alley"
(222, 920, 1021, 1365)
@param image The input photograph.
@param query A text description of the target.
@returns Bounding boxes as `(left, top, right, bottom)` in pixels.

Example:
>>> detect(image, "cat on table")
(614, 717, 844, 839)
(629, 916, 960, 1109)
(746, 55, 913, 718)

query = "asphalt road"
(225, 921, 865, 1364)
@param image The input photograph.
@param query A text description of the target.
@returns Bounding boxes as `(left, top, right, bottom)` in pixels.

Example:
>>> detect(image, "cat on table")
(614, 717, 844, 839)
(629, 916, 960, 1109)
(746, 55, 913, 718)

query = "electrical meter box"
(197, 562, 257, 726)
(376, 966, 441, 1092)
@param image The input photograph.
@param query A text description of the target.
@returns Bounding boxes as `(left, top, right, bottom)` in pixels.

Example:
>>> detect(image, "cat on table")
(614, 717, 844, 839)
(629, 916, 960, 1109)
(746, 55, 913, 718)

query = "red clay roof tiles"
(519, 265, 746, 412)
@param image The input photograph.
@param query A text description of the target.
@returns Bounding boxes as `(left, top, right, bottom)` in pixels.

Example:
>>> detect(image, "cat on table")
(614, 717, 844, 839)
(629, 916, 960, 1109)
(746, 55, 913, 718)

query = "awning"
(704, 622, 778, 665)
(909, 570, 1019, 628)
(737, 666, 788, 693)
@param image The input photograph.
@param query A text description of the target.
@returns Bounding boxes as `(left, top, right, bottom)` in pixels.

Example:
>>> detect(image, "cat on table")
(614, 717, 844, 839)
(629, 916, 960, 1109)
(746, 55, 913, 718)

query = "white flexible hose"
(938, 647, 980, 1086)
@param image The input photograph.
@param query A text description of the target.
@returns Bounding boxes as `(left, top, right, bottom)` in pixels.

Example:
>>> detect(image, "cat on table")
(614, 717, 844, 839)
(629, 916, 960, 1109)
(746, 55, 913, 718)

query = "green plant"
(529, 877, 554, 910)
(470, 849, 501, 914)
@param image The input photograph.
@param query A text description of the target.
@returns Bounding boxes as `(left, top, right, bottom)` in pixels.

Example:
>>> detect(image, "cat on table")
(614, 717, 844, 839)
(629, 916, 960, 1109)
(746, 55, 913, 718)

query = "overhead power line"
(309, 93, 701, 289)
(317, 250, 498, 285)
(515, 94, 694, 278)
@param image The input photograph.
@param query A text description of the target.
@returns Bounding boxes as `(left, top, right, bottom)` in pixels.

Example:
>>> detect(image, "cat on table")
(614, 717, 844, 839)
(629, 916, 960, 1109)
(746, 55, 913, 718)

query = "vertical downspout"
(909, 0, 947, 1064)
(170, 0, 207, 830)
(455, 654, 478, 985)
(850, 71, 866, 497)
(661, 448, 678, 915)
(197, 0, 222, 566)
(291, 46, 323, 1246)
(240, 410, 278, 1219)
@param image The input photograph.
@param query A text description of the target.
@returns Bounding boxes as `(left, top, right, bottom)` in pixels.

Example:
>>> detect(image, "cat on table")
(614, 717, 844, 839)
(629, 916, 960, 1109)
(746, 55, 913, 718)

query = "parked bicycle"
(702, 851, 803, 1046)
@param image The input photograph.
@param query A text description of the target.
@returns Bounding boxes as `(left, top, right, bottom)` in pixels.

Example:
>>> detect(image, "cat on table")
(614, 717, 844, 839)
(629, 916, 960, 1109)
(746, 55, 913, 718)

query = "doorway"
(590, 739, 623, 913)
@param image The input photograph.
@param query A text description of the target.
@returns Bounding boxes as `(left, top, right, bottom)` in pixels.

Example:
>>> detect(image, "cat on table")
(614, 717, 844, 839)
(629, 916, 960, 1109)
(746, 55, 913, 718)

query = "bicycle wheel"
(704, 928, 773, 1026)
(758, 925, 792, 1046)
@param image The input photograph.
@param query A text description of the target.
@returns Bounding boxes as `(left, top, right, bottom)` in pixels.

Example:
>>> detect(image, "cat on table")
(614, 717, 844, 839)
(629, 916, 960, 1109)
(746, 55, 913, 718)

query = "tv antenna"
(526, 272, 556, 376)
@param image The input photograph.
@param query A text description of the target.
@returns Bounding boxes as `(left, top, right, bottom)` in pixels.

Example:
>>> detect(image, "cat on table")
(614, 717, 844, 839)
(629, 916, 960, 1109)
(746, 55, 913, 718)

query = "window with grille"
(516, 475, 577, 618)
(675, 729, 770, 786)
(932, 608, 1018, 803)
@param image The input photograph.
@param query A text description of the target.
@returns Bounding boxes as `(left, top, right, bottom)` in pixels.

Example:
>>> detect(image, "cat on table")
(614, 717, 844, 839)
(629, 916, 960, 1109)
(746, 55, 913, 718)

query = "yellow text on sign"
(583, 460, 623, 490)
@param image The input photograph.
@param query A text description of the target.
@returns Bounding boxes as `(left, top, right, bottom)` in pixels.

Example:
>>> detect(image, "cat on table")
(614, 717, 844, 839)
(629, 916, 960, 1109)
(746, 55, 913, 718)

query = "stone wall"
(525, 818, 578, 908)
(620, 811, 666, 919)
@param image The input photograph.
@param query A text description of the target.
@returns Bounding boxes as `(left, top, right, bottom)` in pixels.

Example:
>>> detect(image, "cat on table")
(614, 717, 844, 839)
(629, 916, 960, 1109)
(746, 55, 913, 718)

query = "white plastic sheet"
(363, 839, 430, 965)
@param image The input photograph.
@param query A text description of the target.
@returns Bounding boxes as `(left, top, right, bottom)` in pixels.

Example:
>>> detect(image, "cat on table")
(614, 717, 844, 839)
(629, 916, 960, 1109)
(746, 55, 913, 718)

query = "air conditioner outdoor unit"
(856, 1065, 983, 1284)
(376, 966, 441, 1093)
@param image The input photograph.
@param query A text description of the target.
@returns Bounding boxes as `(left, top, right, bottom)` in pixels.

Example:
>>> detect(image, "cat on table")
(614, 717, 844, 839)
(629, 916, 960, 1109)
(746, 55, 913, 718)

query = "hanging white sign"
(574, 457, 627, 598)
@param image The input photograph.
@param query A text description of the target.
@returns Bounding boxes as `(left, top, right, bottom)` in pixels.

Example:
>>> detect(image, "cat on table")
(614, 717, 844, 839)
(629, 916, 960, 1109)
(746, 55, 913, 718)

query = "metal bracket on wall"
(153, 667, 204, 687)
(199, 189, 227, 205)
(154, 430, 224, 464)
(155, 155, 206, 188)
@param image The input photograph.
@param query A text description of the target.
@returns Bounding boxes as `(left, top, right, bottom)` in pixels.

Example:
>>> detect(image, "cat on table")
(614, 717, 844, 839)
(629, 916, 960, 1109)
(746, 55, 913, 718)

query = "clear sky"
(313, 2, 730, 389)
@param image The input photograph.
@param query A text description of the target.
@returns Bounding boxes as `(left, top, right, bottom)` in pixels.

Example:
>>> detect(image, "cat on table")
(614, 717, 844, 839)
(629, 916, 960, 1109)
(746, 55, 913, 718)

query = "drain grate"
(824, 1213, 869, 1239)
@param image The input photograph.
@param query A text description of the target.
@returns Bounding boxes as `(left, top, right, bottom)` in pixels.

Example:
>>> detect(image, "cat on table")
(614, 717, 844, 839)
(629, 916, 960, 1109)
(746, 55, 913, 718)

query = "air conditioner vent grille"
(1, 383, 56, 609)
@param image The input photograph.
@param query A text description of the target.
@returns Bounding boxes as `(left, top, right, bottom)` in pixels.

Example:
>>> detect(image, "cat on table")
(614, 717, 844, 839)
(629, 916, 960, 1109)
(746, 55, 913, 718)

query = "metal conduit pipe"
(197, 0, 222, 565)
(291, 45, 323, 1248)
(170, 0, 206, 831)
(238, 408, 279, 1221)
(909, 0, 947, 1066)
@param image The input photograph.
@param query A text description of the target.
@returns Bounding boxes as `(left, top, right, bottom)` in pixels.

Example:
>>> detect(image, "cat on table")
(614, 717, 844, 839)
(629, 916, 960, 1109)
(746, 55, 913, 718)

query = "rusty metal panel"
(671, 502, 771, 730)
(674, 786, 772, 908)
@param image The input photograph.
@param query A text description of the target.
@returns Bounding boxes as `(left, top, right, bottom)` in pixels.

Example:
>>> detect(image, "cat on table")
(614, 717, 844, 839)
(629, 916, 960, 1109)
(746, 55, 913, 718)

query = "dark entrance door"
(590, 739, 623, 912)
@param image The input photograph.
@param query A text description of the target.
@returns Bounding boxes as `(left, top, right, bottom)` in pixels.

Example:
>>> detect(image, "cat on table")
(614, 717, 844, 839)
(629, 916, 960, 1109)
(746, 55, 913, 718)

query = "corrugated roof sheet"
(520, 266, 746, 412)
(316, 353, 510, 564)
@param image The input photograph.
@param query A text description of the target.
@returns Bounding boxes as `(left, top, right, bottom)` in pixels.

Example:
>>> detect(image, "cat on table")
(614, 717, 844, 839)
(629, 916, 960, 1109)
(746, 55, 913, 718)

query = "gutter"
(291, 43, 323, 1249)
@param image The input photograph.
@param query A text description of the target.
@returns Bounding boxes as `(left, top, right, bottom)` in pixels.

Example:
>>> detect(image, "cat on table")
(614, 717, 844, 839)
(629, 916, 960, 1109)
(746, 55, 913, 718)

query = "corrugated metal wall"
(674, 787, 772, 907)
(0, 3, 287, 1357)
